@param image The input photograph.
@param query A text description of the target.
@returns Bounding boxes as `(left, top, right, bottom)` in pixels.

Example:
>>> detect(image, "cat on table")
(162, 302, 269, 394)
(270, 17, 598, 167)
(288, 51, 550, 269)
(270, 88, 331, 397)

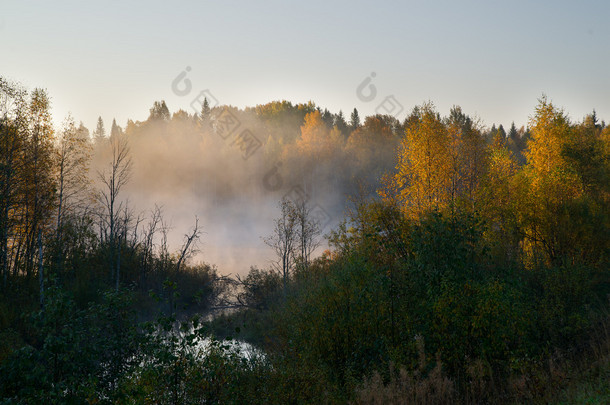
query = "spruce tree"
(349, 108, 361, 132)
(93, 116, 105, 142)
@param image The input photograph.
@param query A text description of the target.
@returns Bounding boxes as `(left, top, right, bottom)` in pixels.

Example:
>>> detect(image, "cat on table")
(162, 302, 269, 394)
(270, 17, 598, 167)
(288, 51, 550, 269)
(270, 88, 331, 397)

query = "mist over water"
(90, 104, 371, 276)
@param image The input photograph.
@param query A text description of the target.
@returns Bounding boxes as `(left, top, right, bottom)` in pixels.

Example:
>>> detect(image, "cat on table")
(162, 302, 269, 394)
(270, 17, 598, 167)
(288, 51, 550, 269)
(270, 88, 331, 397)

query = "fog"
(90, 102, 394, 277)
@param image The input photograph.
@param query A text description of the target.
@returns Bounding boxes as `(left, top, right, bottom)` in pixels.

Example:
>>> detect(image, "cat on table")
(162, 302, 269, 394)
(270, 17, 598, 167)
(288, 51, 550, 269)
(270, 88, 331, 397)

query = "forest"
(0, 76, 609, 404)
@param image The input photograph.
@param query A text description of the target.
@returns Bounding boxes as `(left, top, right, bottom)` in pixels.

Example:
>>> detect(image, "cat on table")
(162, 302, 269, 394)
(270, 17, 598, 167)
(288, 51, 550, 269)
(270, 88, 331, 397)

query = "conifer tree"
(93, 116, 105, 143)
(350, 108, 361, 132)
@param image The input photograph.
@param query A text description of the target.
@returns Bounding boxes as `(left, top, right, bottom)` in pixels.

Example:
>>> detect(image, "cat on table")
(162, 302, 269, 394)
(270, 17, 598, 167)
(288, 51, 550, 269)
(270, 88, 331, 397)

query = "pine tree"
(497, 124, 506, 140)
(321, 108, 334, 128)
(508, 122, 518, 140)
(93, 117, 105, 143)
(201, 97, 211, 121)
(506, 121, 526, 163)
(110, 118, 122, 139)
(349, 108, 361, 132)
(334, 110, 348, 135)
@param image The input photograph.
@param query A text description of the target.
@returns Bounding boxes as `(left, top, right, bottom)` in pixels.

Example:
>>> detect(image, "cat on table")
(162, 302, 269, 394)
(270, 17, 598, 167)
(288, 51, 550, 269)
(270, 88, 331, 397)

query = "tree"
(264, 198, 298, 294)
(525, 97, 574, 176)
(391, 103, 451, 217)
(22, 88, 56, 279)
(518, 96, 586, 265)
(480, 133, 521, 260)
(236, 267, 281, 310)
(200, 97, 211, 122)
(507, 122, 518, 141)
(446, 106, 488, 210)
(93, 116, 105, 143)
(77, 121, 89, 135)
(54, 115, 92, 277)
(175, 217, 201, 274)
(333, 110, 348, 135)
(292, 200, 322, 270)
(388, 104, 488, 218)
(110, 118, 122, 139)
(149, 100, 170, 121)
(350, 108, 361, 132)
(297, 110, 331, 158)
(563, 112, 608, 196)
(488, 123, 497, 140)
(0, 78, 27, 287)
(497, 124, 506, 140)
(321, 108, 334, 128)
(97, 135, 132, 290)
(346, 115, 398, 183)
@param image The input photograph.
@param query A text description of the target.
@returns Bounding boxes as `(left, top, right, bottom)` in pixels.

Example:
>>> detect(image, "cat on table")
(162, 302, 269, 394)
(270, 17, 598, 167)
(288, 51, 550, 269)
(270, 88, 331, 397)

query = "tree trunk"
(38, 230, 44, 309)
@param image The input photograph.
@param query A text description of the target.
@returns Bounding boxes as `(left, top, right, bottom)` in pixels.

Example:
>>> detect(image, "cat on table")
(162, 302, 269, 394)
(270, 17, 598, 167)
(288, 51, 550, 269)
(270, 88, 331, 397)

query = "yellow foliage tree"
(297, 110, 335, 159)
(479, 137, 521, 260)
(518, 97, 607, 266)
(388, 104, 487, 219)
(393, 103, 451, 217)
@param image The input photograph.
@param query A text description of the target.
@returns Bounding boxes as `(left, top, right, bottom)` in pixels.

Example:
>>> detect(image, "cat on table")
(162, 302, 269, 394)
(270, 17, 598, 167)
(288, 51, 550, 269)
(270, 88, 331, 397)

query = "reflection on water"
(152, 326, 266, 362)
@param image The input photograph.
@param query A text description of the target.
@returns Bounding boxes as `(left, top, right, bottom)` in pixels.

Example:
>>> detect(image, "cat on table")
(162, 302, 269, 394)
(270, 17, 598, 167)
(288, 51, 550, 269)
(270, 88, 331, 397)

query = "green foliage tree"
(334, 109, 348, 135)
(200, 96, 211, 122)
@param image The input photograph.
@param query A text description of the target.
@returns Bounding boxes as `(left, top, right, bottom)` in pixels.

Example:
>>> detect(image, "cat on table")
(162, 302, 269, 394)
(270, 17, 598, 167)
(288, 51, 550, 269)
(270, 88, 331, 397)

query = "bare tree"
(55, 115, 91, 237)
(138, 205, 163, 287)
(53, 116, 92, 279)
(264, 198, 298, 294)
(115, 203, 133, 291)
(96, 135, 132, 290)
(293, 199, 321, 270)
(159, 217, 171, 274)
(176, 216, 201, 273)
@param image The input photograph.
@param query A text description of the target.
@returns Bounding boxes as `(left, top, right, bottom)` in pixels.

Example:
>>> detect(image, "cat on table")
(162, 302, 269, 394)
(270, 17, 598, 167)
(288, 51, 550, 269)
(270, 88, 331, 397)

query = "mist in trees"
(80, 98, 402, 276)
(1, 75, 609, 403)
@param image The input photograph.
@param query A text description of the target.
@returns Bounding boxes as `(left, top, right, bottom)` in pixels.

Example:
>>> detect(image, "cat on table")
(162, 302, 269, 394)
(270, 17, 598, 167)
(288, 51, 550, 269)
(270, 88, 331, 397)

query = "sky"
(2, 0, 609, 132)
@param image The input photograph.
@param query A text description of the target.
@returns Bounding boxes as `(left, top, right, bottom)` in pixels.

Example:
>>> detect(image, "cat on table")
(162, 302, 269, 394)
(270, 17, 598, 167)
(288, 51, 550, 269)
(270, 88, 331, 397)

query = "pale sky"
(2, 0, 609, 132)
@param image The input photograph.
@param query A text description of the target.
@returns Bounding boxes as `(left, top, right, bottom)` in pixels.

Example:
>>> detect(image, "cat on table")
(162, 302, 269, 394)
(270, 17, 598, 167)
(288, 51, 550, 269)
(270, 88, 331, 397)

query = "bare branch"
(176, 216, 201, 273)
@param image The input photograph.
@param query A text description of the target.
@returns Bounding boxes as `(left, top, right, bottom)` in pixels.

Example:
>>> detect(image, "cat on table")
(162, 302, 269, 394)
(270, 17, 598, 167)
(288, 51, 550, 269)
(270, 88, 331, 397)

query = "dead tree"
(176, 216, 201, 273)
